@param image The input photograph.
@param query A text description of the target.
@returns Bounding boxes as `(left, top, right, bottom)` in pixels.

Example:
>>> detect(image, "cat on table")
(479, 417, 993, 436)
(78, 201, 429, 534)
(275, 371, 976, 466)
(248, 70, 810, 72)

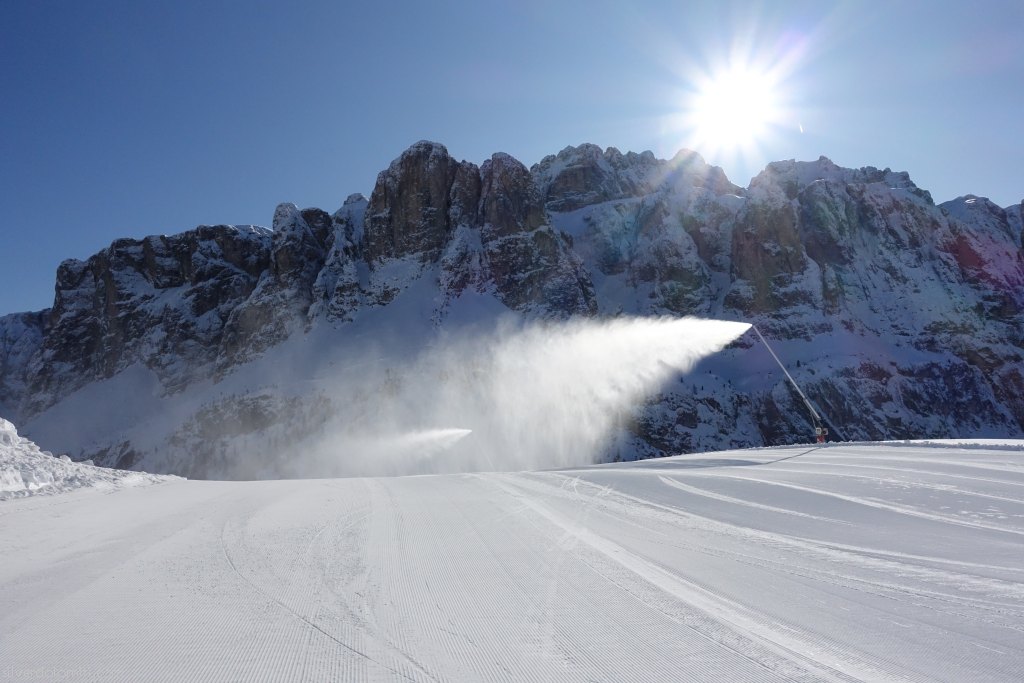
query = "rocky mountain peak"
(749, 156, 933, 205)
(942, 195, 1013, 232)
(1, 140, 1022, 477)
(479, 152, 546, 236)
(660, 150, 741, 197)
(341, 192, 367, 207)
(17, 224, 273, 416)
(532, 143, 659, 173)
(363, 141, 460, 263)
(531, 143, 662, 212)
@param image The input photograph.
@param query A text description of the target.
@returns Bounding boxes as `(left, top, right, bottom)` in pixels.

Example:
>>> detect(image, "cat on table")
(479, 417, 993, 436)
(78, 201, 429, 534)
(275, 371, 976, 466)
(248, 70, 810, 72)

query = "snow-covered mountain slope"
(544, 150, 1024, 454)
(2, 441, 1021, 681)
(0, 417, 170, 499)
(0, 141, 1021, 477)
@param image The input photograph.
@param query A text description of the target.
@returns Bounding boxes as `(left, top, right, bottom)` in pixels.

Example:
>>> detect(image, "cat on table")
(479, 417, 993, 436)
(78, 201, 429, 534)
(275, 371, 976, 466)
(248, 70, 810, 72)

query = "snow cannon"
(751, 325, 839, 445)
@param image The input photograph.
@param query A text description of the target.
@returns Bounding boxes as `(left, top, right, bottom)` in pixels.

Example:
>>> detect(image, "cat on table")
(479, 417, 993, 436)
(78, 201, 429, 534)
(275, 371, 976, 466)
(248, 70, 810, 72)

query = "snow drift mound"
(0, 418, 174, 500)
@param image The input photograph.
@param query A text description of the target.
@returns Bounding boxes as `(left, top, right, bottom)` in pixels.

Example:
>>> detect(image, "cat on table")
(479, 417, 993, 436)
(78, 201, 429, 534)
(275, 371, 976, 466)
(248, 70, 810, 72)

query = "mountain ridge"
(1, 141, 1021, 477)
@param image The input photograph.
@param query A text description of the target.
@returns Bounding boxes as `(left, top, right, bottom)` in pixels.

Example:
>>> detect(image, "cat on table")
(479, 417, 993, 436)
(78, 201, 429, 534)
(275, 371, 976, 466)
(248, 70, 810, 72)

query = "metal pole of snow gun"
(751, 325, 834, 444)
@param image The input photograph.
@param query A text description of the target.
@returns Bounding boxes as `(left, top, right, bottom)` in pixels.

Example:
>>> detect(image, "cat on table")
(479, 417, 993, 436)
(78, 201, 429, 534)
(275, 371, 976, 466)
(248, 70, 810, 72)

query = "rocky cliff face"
(358, 142, 595, 317)
(1, 141, 1021, 477)
(16, 225, 273, 417)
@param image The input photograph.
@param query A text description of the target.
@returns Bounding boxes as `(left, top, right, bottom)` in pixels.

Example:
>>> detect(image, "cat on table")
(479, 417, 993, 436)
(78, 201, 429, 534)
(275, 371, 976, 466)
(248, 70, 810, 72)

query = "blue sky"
(2, 0, 1021, 315)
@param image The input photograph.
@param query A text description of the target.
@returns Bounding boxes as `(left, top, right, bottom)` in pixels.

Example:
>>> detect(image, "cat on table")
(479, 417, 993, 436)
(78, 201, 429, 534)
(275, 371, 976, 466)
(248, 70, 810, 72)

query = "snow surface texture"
(1, 441, 1021, 682)
(0, 417, 171, 500)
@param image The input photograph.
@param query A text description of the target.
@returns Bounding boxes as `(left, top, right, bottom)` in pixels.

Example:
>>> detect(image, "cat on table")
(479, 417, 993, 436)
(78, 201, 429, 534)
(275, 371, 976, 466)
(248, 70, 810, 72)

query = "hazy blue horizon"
(2, 0, 1021, 315)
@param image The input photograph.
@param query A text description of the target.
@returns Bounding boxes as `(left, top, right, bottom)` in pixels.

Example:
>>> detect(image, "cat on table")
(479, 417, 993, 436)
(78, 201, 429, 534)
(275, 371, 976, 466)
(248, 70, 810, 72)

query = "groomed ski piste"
(2, 419, 1023, 682)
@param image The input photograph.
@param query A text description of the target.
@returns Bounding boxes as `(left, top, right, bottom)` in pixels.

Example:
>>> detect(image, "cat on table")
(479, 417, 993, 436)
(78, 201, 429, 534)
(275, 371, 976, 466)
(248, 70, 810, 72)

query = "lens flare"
(658, 27, 809, 178)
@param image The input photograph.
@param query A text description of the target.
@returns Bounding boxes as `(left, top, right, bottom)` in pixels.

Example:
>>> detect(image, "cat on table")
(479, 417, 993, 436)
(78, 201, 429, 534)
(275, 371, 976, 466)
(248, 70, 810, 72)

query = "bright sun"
(687, 65, 782, 155)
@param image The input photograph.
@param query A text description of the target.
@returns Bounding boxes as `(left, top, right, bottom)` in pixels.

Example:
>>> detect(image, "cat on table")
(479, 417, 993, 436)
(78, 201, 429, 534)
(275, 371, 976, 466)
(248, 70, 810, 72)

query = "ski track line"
(476, 477, 641, 680)
(542, 471, 976, 682)
(448, 480, 596, 680)
(817, 453, 1024, 478)
(614, 456, 1024, 491)
(220, 515, 336, 681)
(492, 474, 905, 683)
(300, 501, 373, 682)
(374, 478, 505, 682)
(281, 504, 337, 682)
(771, 459, 1024, 494)
(543, 473, 1024, 608)
(441, 480, 608, 681)
(316, 483, 401, 682)
(328, 509, 377, 683)
(362, 478, 444, 682)
(218, 497, 421, 683)
(307, 484, 381, 683)
(282, 485, 434, 682)
(486, 477, 812, 683)
(509, 472, 823, 677)
(761, 464, 1024, 506)
(222, 496, 334, 682)
(679, 471, 1024, 538)
(510, 481, 853, 683)
(468, 474, 739, 682)
(632, 511, 1024, 640)
(533, 473, 1024, 678)
(404, 482, 517, 681)
(572, 469, 1024, 662)
(783, 533, 1024, 578)
(558, 470, 1024, 579)
(490, 474, 695, 681)
(656, 474, 855, 525)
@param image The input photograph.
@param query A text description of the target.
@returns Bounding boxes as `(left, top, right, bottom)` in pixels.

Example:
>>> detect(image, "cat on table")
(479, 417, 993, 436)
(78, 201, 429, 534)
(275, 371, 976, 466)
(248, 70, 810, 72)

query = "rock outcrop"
(358, 142, 595, 316)
(17, 225, 272, 415)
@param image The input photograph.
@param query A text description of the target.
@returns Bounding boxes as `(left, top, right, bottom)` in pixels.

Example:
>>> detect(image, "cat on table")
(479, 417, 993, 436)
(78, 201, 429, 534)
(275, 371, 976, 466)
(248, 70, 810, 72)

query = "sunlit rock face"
(536, 144, 743, 318)
(478, 152, 595, 315)
(543, 148, 1024, 453)
(1, 140, 1022, 477)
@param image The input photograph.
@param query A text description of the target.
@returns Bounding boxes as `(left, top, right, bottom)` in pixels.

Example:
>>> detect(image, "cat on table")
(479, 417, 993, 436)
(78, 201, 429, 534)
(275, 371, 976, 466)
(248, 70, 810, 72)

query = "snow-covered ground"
(2, 441, 1023, 682)
(0, 418, 172, 500)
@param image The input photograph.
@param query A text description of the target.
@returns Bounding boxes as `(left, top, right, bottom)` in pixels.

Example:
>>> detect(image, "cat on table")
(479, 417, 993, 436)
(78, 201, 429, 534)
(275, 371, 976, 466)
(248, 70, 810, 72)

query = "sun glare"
(688, 65, 781, 155)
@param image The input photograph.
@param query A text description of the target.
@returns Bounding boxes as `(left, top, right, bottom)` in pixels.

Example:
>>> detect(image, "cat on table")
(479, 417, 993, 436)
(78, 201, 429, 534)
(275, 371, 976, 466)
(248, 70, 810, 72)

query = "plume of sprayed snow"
(289, 316, 750, 477)
(288, 427, 474, 478)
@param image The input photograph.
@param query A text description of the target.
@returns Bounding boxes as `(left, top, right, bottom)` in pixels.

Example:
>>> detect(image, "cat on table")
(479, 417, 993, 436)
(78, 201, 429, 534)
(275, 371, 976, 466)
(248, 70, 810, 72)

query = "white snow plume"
(289, 428, 474, 478)
(292, 317, 749, 477)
